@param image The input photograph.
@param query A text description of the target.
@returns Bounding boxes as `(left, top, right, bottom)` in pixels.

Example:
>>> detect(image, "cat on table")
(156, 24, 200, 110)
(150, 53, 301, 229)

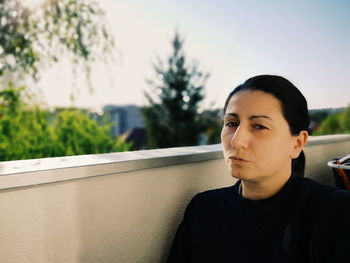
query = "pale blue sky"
(37, 0, 350, 110)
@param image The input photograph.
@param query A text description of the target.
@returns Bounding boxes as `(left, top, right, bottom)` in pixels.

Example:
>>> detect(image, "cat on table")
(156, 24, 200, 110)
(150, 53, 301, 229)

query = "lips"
(228, 155, 249, 162)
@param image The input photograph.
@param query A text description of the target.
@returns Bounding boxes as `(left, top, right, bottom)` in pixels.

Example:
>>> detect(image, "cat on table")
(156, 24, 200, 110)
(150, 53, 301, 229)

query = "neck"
(240, 168, 292, 200)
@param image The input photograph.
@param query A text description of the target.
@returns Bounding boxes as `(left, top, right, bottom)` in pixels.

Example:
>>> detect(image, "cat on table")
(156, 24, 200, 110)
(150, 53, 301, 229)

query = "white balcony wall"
(0, 135, 349, 263)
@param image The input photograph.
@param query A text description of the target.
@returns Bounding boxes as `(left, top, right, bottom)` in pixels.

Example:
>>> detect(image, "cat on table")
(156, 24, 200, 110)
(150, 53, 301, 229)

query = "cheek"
(220, 128, 229, 147)
(254, 138, 293, 167)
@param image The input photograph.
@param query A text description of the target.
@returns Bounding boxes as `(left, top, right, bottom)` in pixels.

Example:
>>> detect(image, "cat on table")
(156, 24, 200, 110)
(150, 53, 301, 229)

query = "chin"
(230, 169, 255, 181)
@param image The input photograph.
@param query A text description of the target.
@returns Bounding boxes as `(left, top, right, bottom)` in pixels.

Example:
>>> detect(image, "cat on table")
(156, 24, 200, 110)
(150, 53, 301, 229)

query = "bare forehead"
(225, 90, 283, 117)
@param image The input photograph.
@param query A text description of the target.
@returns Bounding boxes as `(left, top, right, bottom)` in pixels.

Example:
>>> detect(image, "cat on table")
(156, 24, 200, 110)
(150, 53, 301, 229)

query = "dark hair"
(223, 75, 310, 177)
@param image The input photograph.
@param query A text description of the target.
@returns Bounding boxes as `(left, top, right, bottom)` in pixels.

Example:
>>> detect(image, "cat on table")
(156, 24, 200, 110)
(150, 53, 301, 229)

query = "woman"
(167, 75, 350, 263)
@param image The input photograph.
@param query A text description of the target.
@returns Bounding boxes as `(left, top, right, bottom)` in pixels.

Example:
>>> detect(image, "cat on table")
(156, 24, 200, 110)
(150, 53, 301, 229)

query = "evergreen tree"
(142, 32, 212, 148)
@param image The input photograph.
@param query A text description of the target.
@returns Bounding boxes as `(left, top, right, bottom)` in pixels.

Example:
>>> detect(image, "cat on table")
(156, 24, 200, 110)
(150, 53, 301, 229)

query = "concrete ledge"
(0, 144, 223, 190)
(306, 134, 350, 146)
(0, 134, 349, 190)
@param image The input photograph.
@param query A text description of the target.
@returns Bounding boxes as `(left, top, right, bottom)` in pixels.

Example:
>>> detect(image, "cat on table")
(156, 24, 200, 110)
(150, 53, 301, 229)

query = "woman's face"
(221, 90, 305, 183)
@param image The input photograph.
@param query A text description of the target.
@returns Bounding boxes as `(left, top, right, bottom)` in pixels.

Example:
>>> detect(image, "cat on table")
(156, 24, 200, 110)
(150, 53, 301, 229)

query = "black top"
(167, 174, 350, 263)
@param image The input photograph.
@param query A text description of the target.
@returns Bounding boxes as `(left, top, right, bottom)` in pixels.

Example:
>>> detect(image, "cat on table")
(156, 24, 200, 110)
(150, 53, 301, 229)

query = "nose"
(230, 125, 249, 149)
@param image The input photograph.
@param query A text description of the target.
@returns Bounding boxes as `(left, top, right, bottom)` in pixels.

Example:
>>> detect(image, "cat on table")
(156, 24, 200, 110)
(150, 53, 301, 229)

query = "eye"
(225, 121, 239, 128)
(253, 124, 268, 130)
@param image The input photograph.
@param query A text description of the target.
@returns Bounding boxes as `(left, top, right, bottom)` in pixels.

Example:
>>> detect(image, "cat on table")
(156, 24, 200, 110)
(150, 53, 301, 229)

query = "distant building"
(104, 105, 145, 136)
(120, 127, 147, 150)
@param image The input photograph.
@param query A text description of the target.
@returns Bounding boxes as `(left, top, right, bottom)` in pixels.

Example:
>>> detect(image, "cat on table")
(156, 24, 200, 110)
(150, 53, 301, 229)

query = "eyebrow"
(224, 113, 272, 121)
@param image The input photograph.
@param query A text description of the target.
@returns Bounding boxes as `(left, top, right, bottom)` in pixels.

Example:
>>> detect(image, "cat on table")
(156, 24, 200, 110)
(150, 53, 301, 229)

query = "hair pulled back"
(223, 75, 310, 177)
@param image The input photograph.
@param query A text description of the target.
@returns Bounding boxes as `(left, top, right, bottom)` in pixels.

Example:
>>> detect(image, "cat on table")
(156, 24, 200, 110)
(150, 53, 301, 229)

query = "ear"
(291, 130, 308, 159)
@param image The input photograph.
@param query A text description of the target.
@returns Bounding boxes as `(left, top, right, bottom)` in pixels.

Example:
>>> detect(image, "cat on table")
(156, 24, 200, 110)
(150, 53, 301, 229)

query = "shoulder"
(299, 176, 350, 202)
(194, 185, 235, 202)
(186, 184, 236, 212)
(301, 179, 350, 261)
(298, 177, 350, 229)
(299, 176, 334, 192)
(292, 177, 350, 224)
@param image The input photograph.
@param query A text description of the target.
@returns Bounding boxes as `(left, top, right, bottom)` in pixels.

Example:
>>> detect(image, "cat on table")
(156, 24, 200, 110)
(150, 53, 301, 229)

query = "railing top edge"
(0, 134, 349, 178)
(0, 144, 223, 176)
(306, 134, 350, 146)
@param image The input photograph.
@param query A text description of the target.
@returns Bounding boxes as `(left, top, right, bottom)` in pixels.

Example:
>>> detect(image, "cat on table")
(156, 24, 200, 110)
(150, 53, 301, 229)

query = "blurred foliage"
(0, 83, 131, 161)
(52, 109, 131, 156)
(309, 109, 331, 124)
(199, 109, 222, 144)
(0, 0, 114, 82)
(341, 106, 350, 132)
(142, 32, 221, 148)
(0, 82, 55, 160)
(0, 0, 123, 161)
(314, 105, 350, 135)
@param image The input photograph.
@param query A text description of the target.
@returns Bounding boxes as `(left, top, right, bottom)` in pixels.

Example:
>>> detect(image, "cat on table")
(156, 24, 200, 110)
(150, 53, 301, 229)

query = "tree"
(314, 106, 350, 135)
(0, 85, 131, 161)
(52, 109, 131, 156)
(0, 0, 114, 84)
(199, 109, 222, 144)
(340, 105, 350, 132)
(316, 113, 343, 135)
(142, 32, 217, 148)
(0, 0, 127, 161)
(0, 84, 55, 160)
(309, 109, 330, 125)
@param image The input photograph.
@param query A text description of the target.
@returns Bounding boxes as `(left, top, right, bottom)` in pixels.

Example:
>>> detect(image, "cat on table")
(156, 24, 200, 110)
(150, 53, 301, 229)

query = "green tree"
(309, 109, 330, 125)
(0, 0, 114, 82)
(0, 84, 55, 160)
(340, 106, 350, 132)
(0, 0, 127, 161)
(314, 106, 350, 135)
(0, 85, 131, 161)
(143, 32, 217, 148)
(52, 109, 131, 156)
(316, 113, 344, 135)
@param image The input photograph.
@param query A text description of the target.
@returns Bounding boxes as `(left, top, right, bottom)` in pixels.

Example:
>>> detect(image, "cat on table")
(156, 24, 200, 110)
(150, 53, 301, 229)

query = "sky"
(34, 0, 350, 111)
